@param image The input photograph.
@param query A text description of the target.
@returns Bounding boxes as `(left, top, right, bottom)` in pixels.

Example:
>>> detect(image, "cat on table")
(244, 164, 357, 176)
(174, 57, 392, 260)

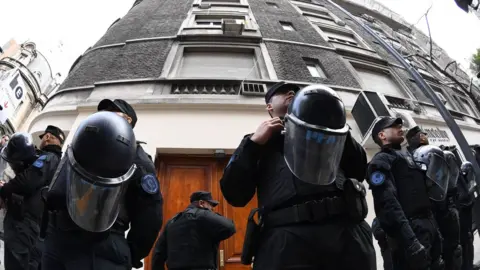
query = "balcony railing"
(170, 79, 266, 96)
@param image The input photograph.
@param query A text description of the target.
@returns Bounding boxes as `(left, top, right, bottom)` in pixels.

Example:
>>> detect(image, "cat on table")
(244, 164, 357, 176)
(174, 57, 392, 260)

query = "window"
(430, 86, 454, 110)
(280, 21, 295, 31)
(177, 48, 259, 79)
(458, 96, 479, 117)
(304, 58, 326, 78)
(298, 5, 337, 26)
(194, 14, 244, 27)
(319, 27, 359, 47)
(266, 2, 278, 8)
(354, 66, 407, 98)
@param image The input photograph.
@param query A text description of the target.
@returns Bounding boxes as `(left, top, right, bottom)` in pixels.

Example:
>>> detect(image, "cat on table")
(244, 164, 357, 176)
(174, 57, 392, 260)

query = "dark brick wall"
(60, 40, 172, 89)
(94, 0, 193, 47)
(249, 0, 330, 46)
(266, 41, 361, 88)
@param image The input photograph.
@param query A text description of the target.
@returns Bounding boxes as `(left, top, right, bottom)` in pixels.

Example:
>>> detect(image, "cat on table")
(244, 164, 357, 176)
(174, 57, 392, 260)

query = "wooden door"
(143, 155, 257, 270)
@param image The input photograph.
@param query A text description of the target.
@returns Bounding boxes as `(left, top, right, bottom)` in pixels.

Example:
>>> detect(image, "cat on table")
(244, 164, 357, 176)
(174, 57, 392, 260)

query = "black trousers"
(3, 217, 42, 270)
(41, 226, 131, 270)
(436, 208, 461, 270)
(391, 217, 443, 270)
(459, 205, 474, 270)
(372, 230, 393, 270)
(252, 220, 376, 270)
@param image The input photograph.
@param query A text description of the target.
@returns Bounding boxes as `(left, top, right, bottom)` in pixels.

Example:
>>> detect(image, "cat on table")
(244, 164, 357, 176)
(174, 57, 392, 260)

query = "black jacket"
(124, 143, 163, 267)
(1, 144, 62, 220)
(220, 131, 367, 210)
(152, 205, 235, 270)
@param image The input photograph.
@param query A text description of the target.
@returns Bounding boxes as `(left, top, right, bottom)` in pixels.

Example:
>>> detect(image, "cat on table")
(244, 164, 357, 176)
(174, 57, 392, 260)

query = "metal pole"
(327, 1, 480, 189)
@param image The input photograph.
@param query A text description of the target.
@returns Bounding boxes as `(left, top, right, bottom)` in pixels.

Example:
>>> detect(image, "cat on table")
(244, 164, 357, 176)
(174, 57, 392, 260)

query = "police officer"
(372, 217, 393, 270)
(367, 117, 443, 270)
(41, 111, 162, 270)
(97, 98, 163, 268)
(221, 83, 375, 270)
(458, 161, 475, 270)
(0, 131, 61, 270)
(407, 127, 461, 270)
(152, 191, 236, 270)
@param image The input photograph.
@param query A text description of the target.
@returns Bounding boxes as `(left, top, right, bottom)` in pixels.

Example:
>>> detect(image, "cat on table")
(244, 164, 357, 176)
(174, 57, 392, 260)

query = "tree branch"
(413, 54, 480, 113)
(424, 7, 433, 60)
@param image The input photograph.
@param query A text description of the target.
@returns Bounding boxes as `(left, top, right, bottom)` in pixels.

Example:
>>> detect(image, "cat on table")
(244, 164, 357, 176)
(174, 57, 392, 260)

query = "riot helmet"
(413, 145, 450, 201)
(0, 132, 36, 173)
(59, 111, 137, 232)
(443, 151, 460, 190)
(284, 84, 349, 186)
(460, 161, 476, 193)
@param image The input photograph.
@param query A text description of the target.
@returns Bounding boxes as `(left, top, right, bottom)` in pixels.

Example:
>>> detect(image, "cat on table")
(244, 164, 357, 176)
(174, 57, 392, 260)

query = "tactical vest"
(390, 150, 431, 218)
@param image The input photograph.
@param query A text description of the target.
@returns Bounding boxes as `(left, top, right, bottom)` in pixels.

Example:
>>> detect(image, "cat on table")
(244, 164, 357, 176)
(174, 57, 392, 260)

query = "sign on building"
(0, 70, 27, 124)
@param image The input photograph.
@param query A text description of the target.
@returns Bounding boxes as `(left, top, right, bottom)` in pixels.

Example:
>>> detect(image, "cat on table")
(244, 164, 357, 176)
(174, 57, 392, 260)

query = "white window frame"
(347, 59, 415, 99)
(280, 21, 295, 31)
(304, 58, 327, 78)
(458, 95, 480, 118)
(186, 10, 257, 31)
(266, 2, 278, 8)
(165, 43, 271, 80)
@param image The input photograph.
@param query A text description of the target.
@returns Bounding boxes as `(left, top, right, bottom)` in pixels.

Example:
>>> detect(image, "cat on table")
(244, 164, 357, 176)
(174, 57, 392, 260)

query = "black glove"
(406, 240, 428, 269)
(132, 260, 143, 269)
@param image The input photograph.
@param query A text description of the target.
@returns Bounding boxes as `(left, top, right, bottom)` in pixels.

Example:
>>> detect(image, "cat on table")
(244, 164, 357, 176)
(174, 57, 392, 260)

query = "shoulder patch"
(141, 174, 159, 194)
(370, 171, 386, 186)
(32, 155, 48, 168)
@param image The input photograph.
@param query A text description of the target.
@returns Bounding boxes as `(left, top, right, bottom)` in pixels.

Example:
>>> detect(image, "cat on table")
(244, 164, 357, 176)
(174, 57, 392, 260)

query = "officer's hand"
(406, 240, 428, 269)
(250, 118, 284, 145)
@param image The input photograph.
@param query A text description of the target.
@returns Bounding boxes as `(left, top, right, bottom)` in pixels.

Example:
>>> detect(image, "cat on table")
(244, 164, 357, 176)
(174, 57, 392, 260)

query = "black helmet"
(1, 132, 36, 164)
(284, 85, 349, 186)
(63, 111, 138, 232)
(287, 84, 347, 129)
(71, 111, 136, 178)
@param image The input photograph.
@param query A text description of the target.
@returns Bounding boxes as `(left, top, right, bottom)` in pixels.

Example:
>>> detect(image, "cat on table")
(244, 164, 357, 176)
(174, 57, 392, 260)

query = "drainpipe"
(327, 1, 480, 197)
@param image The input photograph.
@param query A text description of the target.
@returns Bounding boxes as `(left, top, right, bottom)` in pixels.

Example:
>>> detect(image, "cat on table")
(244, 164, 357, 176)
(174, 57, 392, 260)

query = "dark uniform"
(371, 218, 393, 270)
(152, 191, 236, 270)
(457, 161, 476, 270)
(407, 129, 461, 270)
(368, 120, 443, 270)
(0, 131, 62, 270)
(221, 85, 375, 270)
(41, 111, 163, 270)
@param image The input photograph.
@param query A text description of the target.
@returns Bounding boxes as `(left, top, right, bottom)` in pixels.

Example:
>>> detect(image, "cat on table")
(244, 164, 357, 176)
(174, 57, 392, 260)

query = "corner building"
(22, 0, 480, 269)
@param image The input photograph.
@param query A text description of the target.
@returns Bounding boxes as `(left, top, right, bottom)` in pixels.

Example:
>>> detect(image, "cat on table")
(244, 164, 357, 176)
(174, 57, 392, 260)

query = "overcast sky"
(1, 0, 479, 82)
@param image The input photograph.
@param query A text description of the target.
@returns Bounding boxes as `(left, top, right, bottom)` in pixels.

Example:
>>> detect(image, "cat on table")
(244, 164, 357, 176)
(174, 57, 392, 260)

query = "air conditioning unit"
(351, 91, 419, 149)
(435, 92, 448, 105)
(199, 3, 211, 9)
(222, 19, 245, 35)
(334, 18, 346, 27)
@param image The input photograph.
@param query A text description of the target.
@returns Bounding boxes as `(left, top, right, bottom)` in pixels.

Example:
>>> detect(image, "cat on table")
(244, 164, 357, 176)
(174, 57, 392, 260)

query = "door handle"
(220, 249, 225, 267)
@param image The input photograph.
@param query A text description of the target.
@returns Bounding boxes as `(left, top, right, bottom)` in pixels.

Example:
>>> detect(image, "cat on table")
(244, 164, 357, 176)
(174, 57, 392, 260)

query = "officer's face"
(379, 124, 404, 145)
(40, 133, 62, 149)
(419, 133, 429, 145)
(267, 90, 296, 117)
(103, 108, 133, 125)
(1, 136, 8, 147)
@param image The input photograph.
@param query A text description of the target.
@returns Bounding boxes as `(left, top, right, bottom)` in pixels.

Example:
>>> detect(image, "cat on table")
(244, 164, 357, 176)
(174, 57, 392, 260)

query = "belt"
(49, 212, 125, 235)
(263, 197, 346, 227)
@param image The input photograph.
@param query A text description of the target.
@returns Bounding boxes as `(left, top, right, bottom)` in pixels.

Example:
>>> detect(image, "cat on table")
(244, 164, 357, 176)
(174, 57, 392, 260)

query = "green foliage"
(471, 48, 480, 73)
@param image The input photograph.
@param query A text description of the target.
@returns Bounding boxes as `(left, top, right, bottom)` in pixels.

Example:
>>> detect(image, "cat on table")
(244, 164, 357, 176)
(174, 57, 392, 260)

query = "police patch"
(32, 155, 47, 169)
(370, 171, 385, 186)
(141, 174, 159, 194)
